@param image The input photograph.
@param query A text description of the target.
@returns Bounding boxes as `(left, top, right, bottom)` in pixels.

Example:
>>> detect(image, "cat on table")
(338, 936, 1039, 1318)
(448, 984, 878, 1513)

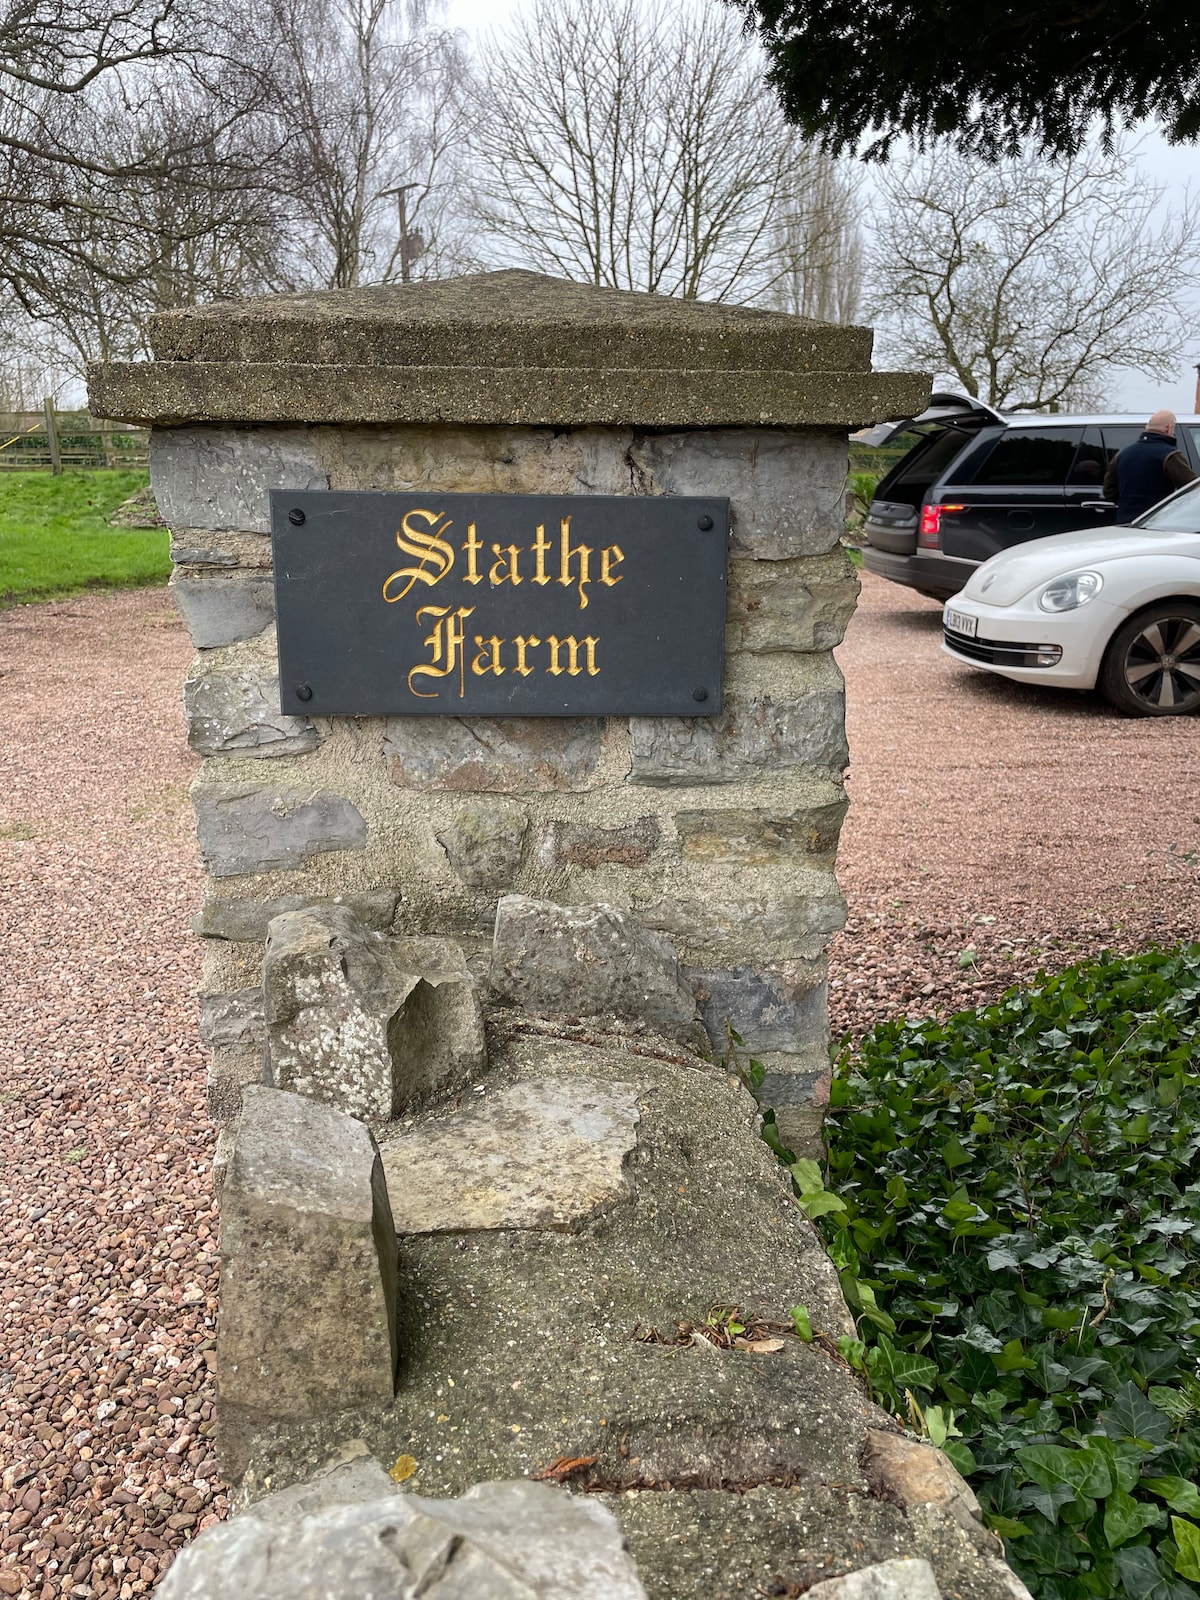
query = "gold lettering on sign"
(546, 635, 600, 677)
(513, 635, 541, 676)
(489, 544, 523, 586)
(601, 544, 624, 586)
(408, 605, 475, 699)
(558, 518, 593, 609)
(531, 524, 551, 586)
(462, 522, 483, 585)
(383, 509, 454, 602)
(472, 635, 505, 676)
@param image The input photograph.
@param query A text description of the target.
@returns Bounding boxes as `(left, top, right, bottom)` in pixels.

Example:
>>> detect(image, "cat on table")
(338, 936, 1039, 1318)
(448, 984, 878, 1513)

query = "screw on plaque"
(697, 514, 714, 531)
(296, 683, 313, 701)
(288, 507, 306, 526)
(692, 687, 709, 702)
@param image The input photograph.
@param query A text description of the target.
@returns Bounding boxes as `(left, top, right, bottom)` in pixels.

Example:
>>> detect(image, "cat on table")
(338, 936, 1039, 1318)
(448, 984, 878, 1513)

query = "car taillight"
(918, 504, 965, 548)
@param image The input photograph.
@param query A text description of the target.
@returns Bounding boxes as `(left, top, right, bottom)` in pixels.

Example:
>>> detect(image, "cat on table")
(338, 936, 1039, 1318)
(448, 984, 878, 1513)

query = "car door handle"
(1081, 500, 1115, 510)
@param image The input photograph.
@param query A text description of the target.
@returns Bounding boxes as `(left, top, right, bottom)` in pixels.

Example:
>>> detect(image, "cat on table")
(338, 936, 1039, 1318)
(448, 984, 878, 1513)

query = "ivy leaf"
(1018, 1443, 1112, 1500)
(986, 1243, 1024, 1274)
(1087, 1436, 1145, 1494)
(1104, 1487, 1161, 1549)
(994, 1338, 1037, 1373)
(1172, 1518, 1200, 1583)
(790, 1158, 825, 1192)
(985, 1513, 1031, 1540)
(1115, 1544, 1197, 1599)
(1144, 1479, 1200, 1519)
(943, 1439, 976, 1477)
(876, 1344, 938, 1393)
(942, 1136, 972, 1169)
(1103, 1382, 1172, 1448)
(790, 1305, 813, 1343)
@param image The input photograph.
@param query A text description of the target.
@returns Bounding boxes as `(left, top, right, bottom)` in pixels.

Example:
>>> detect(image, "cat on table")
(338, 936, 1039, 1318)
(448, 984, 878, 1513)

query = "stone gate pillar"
(89, 270, 926, 1148)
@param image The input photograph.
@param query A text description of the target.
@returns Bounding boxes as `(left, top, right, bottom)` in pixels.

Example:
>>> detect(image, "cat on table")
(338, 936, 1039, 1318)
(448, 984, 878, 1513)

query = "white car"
(942, 480, 1200, 715)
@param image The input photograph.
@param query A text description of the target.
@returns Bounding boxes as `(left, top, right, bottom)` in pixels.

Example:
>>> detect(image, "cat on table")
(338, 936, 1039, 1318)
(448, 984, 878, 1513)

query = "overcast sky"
(446, 0, 1199, 417)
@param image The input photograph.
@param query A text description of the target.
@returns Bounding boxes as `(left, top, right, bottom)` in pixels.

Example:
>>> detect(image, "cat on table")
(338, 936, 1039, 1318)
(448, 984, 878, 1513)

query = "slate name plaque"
(270, 491, 728, 717)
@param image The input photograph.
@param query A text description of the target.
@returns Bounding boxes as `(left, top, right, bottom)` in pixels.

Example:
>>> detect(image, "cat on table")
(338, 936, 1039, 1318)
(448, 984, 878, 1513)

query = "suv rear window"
(968, 427, 1083, 486)
(884, 426, 974, 490)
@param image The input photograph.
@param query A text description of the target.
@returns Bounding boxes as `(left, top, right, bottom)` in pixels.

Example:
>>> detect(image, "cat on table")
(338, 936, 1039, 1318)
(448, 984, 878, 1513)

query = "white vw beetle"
(942, 481, 1200, 715)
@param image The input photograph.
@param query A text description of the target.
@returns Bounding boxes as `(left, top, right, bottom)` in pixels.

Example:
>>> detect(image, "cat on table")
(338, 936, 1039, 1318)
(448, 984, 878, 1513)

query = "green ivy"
(803, 945, 1200, 1600)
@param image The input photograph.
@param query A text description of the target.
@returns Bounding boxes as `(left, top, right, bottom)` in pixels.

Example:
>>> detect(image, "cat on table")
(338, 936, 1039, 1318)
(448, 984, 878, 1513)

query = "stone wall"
(171, 420, 858, 1143)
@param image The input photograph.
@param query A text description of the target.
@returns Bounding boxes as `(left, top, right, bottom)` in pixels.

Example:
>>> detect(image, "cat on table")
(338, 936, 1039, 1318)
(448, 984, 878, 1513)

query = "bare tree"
(771, 147, 863, 322)
(863, 140, 1200, 411)
(264, 0, 471, 290)
(0, 0, 299, 352)
(469, 0, 862, 310)
(0, 61, 288, 379)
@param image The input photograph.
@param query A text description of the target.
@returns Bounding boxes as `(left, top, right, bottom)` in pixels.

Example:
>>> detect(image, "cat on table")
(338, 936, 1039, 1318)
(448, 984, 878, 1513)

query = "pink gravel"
(0, 589, 220, 1600)
(831, 570, 1200, 1038)
(1, 572, 1199, 1594)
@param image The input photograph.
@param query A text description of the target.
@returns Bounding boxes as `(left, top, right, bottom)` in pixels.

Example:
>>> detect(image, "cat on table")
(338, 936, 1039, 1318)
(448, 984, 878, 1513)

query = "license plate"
(944, 606, 978, 638)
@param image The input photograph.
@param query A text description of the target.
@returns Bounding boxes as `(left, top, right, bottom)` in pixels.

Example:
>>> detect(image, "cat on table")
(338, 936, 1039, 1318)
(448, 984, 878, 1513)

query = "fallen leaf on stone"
(735, 1337, 785, 1354)
(389, 1455, 418, 1483)
(531, 1455, 599, 1483)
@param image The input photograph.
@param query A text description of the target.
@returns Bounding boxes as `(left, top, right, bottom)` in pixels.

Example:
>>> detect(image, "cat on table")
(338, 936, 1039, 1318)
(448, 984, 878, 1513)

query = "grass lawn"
(0, 470, 170, 605)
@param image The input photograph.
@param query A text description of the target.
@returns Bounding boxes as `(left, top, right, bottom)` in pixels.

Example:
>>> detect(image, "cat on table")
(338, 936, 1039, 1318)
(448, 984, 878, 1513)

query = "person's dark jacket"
(1103, 430, 1196, 523)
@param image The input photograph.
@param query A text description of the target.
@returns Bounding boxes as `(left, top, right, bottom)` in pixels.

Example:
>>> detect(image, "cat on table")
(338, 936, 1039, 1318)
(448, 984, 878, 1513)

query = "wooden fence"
(0, 402, 149, 472)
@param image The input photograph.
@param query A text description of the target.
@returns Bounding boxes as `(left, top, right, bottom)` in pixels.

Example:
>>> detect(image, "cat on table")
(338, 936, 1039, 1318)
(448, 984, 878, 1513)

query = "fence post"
(43, 398, 62, 475)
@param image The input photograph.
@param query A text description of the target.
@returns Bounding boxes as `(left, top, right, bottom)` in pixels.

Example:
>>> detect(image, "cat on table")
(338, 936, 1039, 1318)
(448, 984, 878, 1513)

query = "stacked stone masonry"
(172, 421, 859, 1139)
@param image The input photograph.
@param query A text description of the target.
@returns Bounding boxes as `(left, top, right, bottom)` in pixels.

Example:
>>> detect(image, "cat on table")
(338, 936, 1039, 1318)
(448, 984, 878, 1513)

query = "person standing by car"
(1103, 410, 1196, 522)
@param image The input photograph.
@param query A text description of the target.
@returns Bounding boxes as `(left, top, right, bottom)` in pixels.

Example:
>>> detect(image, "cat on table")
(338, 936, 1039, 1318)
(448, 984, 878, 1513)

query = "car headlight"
(1038, 571, 1104, 613)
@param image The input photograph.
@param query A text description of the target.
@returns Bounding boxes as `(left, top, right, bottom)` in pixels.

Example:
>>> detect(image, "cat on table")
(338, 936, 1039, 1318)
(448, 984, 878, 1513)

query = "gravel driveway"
(831, 570, 1200, 1038)
(0, 591, 217, 1599)
(1, 572, 1198, 1595)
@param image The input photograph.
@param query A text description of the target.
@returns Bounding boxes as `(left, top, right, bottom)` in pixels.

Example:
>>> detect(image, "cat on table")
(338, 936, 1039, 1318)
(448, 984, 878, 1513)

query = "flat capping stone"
(87, 270, 931, 429)
(144, 272, 873, 372)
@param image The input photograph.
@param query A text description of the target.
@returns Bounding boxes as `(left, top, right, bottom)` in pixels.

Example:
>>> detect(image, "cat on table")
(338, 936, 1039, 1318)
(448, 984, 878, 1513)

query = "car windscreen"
(1135, 484, 1200, 533)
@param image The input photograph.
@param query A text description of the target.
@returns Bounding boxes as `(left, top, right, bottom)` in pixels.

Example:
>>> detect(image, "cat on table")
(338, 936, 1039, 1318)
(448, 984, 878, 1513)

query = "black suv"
(858, 395, 1200, 600)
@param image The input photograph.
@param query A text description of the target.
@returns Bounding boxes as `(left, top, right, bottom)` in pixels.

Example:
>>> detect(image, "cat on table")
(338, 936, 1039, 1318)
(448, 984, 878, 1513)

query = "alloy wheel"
(1121, 616, 1200, 712)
